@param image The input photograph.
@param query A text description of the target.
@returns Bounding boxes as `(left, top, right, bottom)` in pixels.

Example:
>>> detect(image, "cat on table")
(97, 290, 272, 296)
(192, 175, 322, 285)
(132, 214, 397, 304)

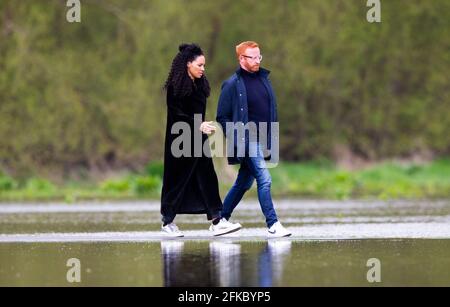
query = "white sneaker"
(162, 223, 184, 237)
(209, 218, 242, 236)
(267, 222, 292, 238)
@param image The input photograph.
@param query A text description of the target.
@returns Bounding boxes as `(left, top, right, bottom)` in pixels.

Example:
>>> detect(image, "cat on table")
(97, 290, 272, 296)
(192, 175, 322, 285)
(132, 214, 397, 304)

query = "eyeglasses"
(241, 54, 263, 62)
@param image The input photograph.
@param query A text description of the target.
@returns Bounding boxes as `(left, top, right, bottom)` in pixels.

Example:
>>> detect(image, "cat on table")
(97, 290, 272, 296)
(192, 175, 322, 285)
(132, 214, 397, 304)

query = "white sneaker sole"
(212, 224, 242, 237)
(161, 231, 185, 238)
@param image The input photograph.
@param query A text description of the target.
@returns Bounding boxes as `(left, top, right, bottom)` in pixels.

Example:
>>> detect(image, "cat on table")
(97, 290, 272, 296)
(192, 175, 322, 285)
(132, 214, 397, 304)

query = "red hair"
(236, 41, 259, 60)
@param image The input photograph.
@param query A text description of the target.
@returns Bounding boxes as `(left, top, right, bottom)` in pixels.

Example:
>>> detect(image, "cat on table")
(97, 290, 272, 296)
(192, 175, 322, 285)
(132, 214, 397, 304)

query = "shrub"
(145, 161, 164, 178)
(100, 179, 130, 192)
(132, 176, 161, 195)
(0, 176, 17, 191)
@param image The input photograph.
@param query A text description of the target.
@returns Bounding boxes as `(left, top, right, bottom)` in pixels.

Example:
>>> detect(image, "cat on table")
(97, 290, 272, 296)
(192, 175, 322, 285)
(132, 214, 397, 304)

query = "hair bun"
(178, 43, 202, 55)
(178, 44, 190, 52)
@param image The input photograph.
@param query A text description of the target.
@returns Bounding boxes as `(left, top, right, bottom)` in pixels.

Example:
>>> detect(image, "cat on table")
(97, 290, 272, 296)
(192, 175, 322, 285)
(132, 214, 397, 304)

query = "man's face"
(239, 47, 262, 73)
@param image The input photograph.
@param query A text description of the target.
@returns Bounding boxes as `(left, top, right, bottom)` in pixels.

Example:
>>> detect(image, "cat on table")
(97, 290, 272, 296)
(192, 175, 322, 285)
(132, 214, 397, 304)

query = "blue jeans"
(221, 142, 278, 228)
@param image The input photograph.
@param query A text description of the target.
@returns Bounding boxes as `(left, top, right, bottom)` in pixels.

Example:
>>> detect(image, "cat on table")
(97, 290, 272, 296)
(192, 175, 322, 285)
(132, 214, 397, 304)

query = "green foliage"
(132, 176, 161, 195)
(145, 161, 164, 178)
(99, 175, 161, 195)
(1, 159, 450, 201)
(25, 178, 56, 192)
(270, 159, 450, 200)
(100, 178, 131, 193)
(0, 176, 17, 191)
(0, 0, 449, 178)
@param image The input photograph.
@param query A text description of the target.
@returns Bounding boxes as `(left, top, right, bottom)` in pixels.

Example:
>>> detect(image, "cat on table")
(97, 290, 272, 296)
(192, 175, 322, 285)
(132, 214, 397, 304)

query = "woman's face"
(187, 55, 205, 80)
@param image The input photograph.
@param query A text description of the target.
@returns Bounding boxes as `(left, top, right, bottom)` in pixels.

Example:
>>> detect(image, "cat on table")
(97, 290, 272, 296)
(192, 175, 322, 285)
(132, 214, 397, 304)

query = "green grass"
(269, 158, 450, 200)
(1, 159, 450, 202)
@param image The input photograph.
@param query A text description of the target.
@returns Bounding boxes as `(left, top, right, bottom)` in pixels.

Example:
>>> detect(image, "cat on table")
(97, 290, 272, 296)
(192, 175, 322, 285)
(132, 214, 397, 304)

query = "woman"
(161, 43, 241, 237)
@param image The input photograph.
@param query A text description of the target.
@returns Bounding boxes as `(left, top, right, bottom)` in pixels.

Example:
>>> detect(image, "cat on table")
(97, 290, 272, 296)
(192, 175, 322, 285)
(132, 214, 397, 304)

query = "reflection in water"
(161, 241, 186, 287)
(161, 240, 291, 287)
(209, 241, 241, 287)
(258, 240, 292, 287)
(0, 240, 448, 286)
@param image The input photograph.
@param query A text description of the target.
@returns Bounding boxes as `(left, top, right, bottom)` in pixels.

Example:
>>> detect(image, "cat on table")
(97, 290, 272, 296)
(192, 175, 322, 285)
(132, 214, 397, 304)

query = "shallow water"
(0, 239, 449, 286)
(0, 200, 449, 286)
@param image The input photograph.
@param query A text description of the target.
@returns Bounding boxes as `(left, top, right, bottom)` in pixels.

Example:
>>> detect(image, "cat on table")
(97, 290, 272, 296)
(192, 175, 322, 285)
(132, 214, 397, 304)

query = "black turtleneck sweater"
(240, 68, 270, 139)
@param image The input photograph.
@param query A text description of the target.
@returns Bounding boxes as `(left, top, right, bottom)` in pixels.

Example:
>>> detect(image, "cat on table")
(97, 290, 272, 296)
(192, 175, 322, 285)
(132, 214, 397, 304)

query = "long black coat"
(161, 83, 223, 220)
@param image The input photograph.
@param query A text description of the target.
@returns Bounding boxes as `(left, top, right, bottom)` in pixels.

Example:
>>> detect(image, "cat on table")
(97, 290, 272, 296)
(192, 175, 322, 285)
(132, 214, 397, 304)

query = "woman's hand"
(199, 121, 216, 135)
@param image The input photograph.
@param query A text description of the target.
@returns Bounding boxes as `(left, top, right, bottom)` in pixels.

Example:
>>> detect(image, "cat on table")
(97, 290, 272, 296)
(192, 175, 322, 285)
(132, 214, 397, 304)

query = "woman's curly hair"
(164, 43, 211, 98)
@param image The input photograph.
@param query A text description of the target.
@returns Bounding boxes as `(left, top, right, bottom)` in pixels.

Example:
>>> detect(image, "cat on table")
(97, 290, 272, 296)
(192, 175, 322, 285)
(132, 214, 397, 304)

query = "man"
(216, 41, 291, 238)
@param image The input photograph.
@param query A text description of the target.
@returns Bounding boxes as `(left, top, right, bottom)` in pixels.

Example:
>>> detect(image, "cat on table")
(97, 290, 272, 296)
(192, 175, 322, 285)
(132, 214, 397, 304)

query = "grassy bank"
(269, 158, 450, 200)
(1, 159, 450, 202)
